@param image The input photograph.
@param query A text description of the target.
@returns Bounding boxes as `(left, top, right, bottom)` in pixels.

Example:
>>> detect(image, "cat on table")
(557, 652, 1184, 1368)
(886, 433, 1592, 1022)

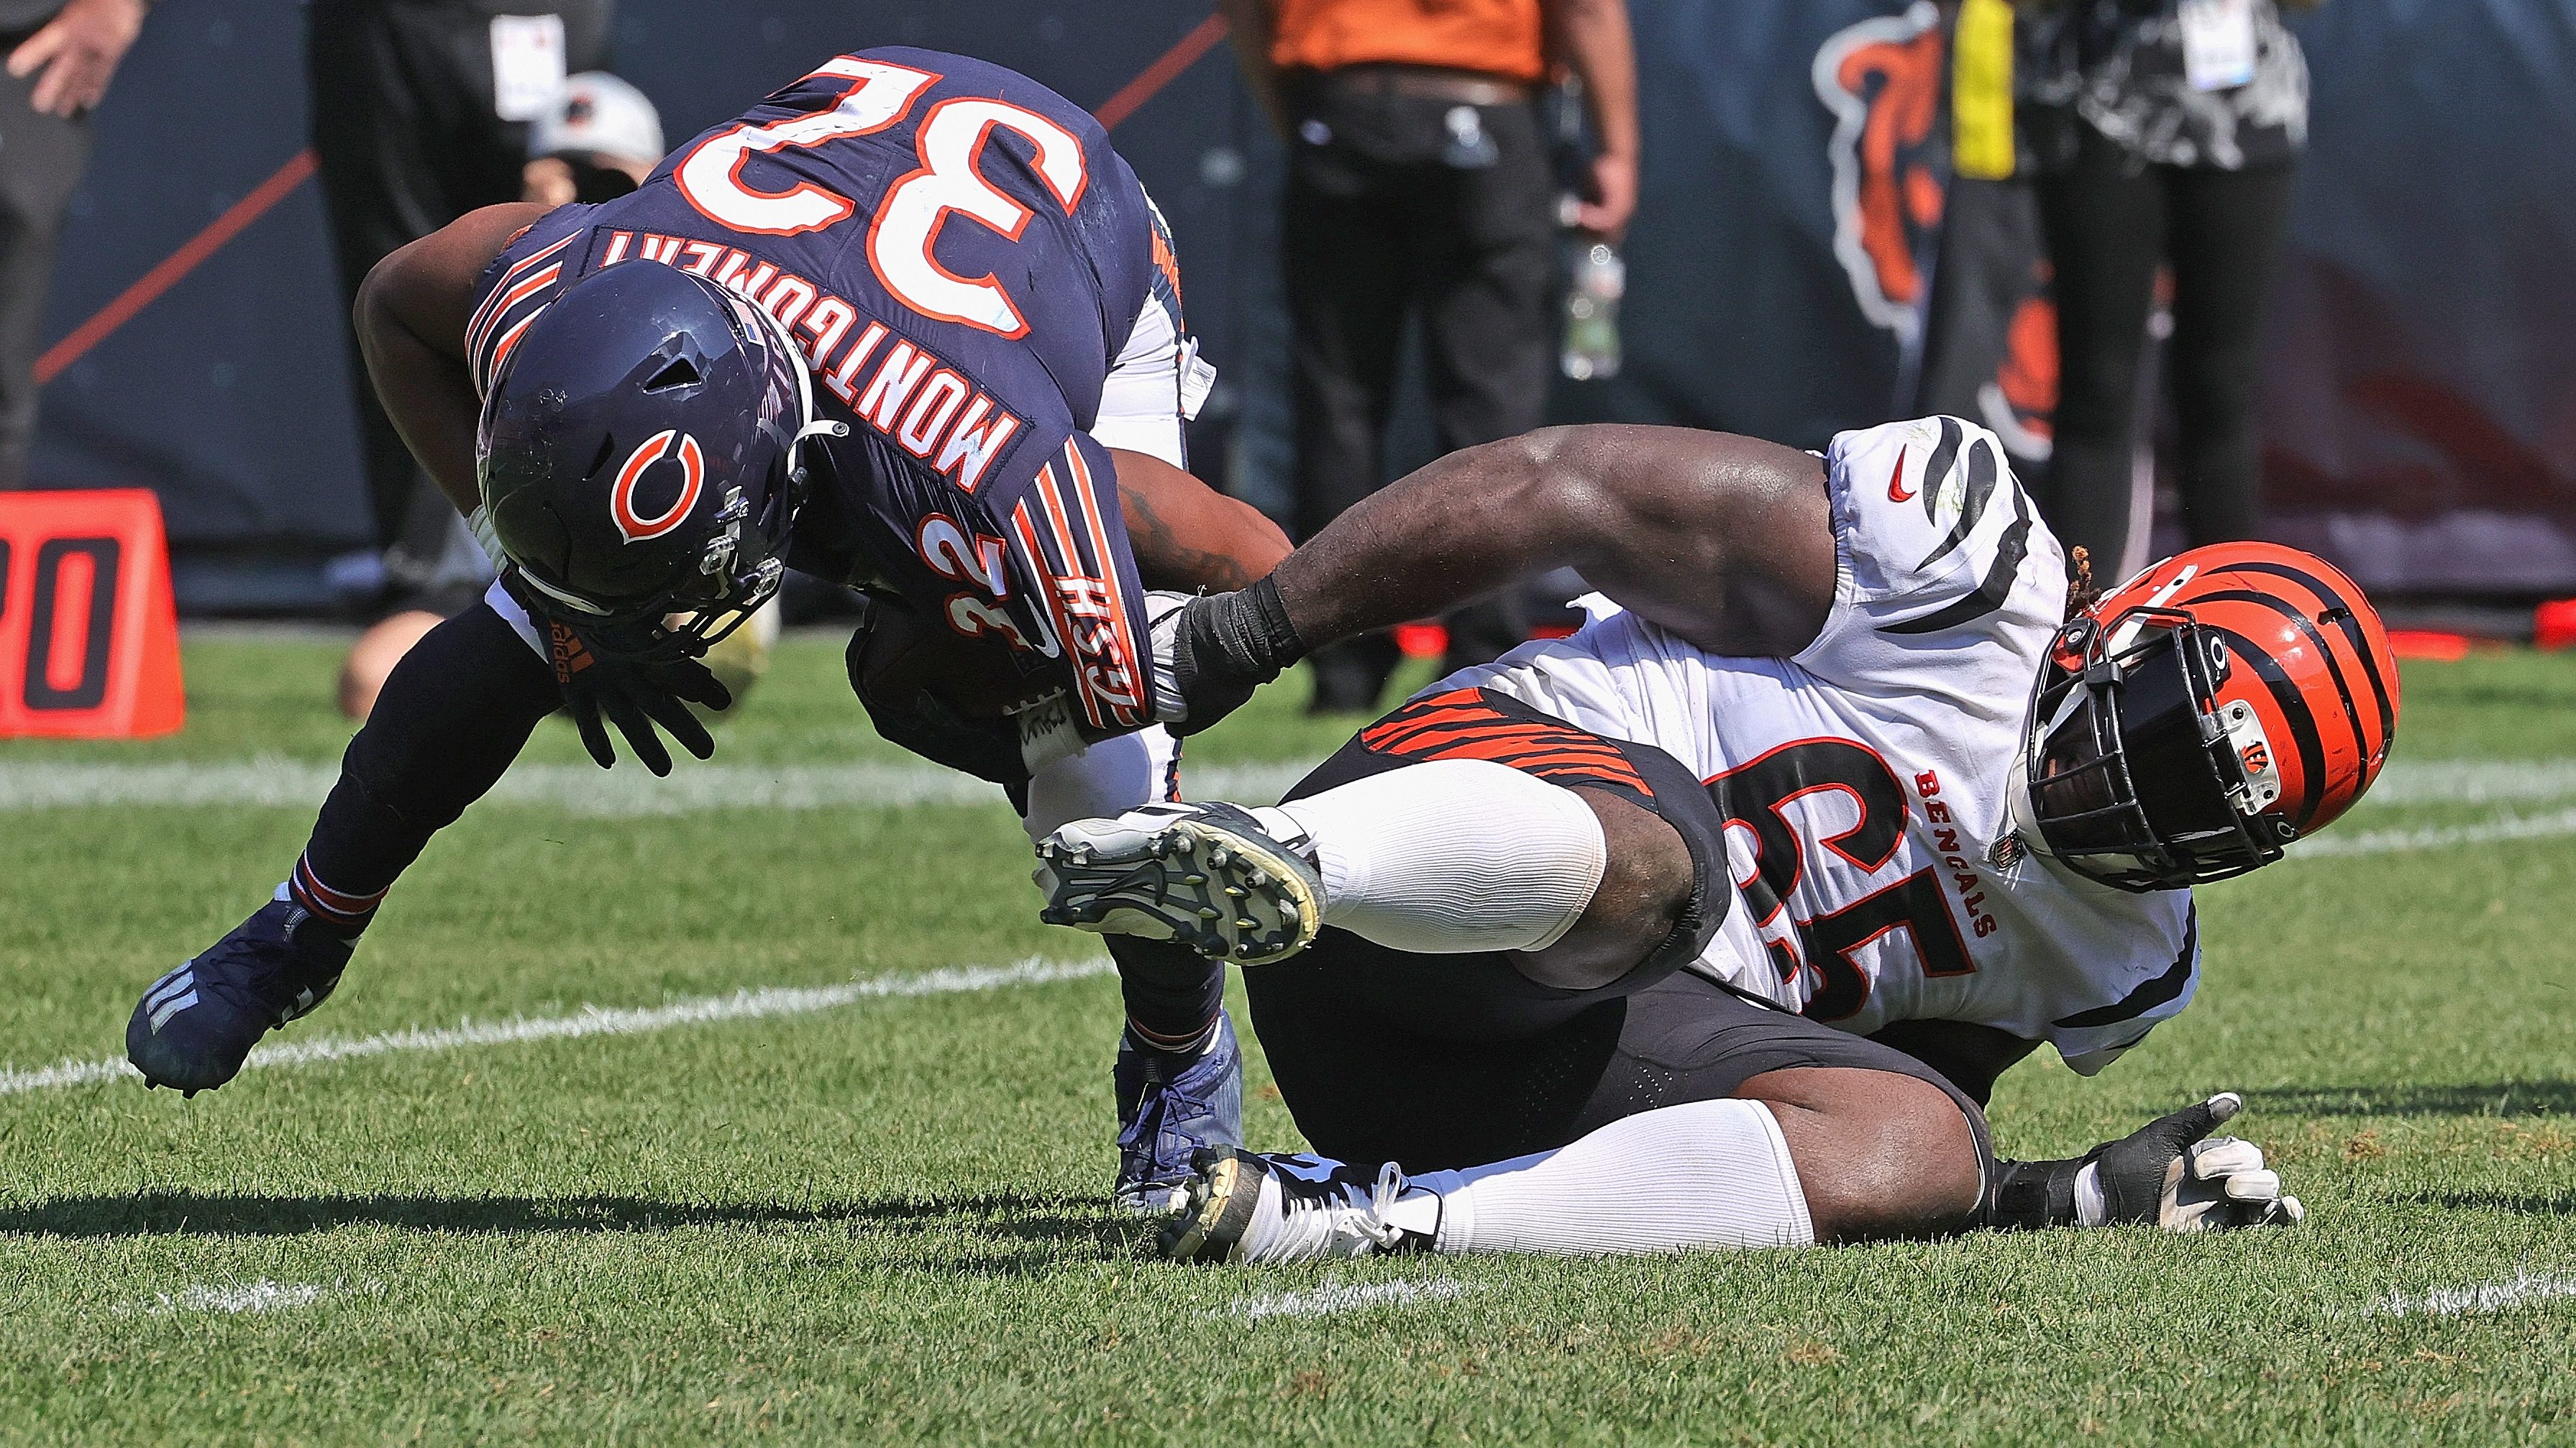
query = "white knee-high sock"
(1250, 759, 1607, 954)
(1418, 1099, 1816, 1255)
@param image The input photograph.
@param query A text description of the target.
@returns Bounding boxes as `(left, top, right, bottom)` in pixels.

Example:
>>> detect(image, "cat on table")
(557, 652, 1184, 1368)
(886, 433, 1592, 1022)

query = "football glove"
(543, 618, 731, 775)
(1154, 577, 1305, 735)
(503, 569, 730, 776)
(1985, 1091, 2303, 1232)
(2084, 1091, 2304, 1232)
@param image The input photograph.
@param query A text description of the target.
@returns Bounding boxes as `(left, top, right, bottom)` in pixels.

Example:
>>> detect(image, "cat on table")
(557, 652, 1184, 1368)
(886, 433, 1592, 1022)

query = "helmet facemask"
(2022, 605, 2293, 892)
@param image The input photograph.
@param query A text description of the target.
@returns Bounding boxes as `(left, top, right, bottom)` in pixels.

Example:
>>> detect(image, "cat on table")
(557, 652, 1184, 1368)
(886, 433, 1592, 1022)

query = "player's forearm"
(355, 247, 490, 518)
(355, 291, 484, 517)
(354, 205, 549, 520)
(1270, 423, 1835, 658)
(1113, 448, 1292, 591)
(1218, 0, 1287, 137)
(1548, 0, 1640, 170)
(1269, 429, 1643, 645)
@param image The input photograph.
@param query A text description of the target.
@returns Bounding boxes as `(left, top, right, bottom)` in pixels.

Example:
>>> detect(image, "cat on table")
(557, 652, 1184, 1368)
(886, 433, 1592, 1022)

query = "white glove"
(1145, 589, 1192, 723)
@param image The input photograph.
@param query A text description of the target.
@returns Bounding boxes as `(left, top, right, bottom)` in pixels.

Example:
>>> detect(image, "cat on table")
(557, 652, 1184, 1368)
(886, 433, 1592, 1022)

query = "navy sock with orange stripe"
(285, 855, 387, 938)
(1109, 935, 1226, 1060)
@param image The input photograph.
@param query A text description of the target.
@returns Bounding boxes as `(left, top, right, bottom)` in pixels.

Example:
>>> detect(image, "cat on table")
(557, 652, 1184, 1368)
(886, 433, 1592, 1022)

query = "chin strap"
(467, 506, 508, 572)
(1996, 749, 2053, 867)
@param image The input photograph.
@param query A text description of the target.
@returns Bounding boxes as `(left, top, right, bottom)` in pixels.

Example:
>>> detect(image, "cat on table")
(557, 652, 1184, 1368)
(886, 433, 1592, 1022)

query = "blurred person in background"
(309, 0, 611, 617)
(0, 0, 150, 489)
(2019, 0, 2312, 581)
(1220, 0, 1638, 712)
(338, 66, 672, 721)
(518, 68, 659, 207)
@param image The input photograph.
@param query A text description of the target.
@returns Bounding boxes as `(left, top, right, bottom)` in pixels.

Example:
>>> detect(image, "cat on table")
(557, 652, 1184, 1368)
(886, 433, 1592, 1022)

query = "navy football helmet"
(477, 260, 841, 660)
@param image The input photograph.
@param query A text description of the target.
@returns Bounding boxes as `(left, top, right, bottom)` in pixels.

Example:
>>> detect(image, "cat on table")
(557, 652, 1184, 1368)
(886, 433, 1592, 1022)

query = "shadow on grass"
(0, 1190, 1140, 1263)
(2242, 1081, 2576, 1118)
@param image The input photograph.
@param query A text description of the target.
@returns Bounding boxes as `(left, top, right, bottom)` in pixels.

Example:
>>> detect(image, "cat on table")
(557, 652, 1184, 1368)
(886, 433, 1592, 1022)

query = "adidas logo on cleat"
(140, 967, 200, 1034)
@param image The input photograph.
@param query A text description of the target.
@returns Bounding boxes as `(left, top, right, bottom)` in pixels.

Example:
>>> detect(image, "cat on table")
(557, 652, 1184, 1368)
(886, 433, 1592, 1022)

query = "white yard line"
(0, 759, 1318, 816)
(12, 755, 2572, 852)
(0, 956, 1112, 1097)
(2366, 1273, 2576, 1319)
(114, 1280, 336, 1316)
(1226, 1277, 1475, 1321)
(2360, 759, 2576, 807)
(2290, 805, 2576, 859)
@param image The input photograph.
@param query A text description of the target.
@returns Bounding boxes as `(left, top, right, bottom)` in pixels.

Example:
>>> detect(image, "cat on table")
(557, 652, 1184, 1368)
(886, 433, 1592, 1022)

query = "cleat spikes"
(1036, 805, 1323, 967)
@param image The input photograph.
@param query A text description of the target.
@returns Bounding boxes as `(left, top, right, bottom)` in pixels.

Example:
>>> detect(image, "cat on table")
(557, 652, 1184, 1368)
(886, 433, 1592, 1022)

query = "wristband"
(1204, 574, 1307, 682)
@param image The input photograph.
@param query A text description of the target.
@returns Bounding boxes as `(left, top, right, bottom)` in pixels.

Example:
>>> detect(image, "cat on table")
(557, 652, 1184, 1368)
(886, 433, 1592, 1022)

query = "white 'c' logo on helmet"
(608, 429, 705, 544)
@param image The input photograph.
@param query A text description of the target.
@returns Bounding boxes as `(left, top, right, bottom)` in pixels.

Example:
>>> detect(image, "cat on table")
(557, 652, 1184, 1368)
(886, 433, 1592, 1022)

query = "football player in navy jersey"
(126, 49, 1288, 1209)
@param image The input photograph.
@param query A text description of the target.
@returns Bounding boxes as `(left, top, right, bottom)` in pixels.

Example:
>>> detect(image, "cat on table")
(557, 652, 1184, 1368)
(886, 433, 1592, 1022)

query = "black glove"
(541, 618, 731, 775)
(1984, 1092, 2302, 1232)
(845, 626, 1031, 787)
(1162, 576, 1307, 736)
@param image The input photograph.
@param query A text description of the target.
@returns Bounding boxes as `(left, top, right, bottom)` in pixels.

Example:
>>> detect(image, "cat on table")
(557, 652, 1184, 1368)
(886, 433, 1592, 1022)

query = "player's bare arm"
(1164, 423, 1842, 732)
(1279, 424, 1836, 654)
(351, 202, 551, 518)
(1111, 447, 1291, 591)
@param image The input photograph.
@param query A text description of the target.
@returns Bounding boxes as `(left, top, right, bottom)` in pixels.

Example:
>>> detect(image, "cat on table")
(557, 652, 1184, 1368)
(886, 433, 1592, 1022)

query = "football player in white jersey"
(1038, 416, 2399, 1262)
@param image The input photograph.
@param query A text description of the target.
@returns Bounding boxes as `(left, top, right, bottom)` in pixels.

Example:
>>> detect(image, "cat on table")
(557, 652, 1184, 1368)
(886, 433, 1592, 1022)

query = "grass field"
(1, 631, 2572, 1444)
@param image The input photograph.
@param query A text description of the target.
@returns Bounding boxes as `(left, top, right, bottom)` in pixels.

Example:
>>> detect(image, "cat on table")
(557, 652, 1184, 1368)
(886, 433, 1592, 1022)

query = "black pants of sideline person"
(1282, 75, 1554, 710)
(0, 23, 91, 490)
(2035, 123, 2296, 577)
(308, 0, 611, 564)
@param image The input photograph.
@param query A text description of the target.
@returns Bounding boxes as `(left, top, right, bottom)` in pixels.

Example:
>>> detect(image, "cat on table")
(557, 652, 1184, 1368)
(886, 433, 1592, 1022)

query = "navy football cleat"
(1113, 1009, 1246, 1214)
(127, 899, 353, 1096)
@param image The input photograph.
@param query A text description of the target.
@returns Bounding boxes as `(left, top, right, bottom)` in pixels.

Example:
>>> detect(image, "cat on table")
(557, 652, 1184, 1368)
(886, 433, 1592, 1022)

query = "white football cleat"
(1159, 1148, 1439, 1263)
(1036, 802, 1323, 965)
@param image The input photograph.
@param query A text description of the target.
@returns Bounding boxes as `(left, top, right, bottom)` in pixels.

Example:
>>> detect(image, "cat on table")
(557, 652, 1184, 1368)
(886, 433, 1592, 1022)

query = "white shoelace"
(1356, 1163, 1412, 1251)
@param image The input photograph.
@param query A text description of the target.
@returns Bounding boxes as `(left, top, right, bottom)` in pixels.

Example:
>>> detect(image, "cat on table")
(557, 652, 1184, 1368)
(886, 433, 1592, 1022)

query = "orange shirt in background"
(1269, 0, 1548, 84)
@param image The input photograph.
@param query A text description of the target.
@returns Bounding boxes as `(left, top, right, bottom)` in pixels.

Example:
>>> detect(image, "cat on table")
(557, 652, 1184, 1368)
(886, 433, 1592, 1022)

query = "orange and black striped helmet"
(2022, 543, 2400, 892)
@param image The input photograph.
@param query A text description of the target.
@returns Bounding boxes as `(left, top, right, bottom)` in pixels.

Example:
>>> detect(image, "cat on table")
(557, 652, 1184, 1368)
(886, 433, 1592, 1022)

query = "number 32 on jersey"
(675, 56, 1087, 339)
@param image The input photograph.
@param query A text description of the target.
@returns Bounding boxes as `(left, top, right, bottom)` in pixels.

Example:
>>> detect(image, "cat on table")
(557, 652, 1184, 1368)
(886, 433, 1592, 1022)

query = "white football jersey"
(1448, 416, 2198, 1072)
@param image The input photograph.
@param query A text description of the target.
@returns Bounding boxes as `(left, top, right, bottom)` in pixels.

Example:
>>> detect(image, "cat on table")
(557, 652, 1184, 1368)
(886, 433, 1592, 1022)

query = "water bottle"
(1561, 241, 1625, 382)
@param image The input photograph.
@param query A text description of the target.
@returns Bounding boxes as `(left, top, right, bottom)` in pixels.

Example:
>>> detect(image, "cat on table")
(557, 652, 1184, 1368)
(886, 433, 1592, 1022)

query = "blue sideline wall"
(26, 0, 2575, 609)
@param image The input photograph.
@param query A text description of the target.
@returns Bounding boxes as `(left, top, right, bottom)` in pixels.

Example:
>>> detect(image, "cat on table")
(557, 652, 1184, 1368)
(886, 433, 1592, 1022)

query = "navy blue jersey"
(467, 47, 1177, 735)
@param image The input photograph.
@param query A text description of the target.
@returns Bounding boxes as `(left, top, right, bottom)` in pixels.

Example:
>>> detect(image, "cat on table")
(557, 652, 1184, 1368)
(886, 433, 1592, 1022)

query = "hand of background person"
(1571, 149, 1638, 240)
(6, 0, 147, 118)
